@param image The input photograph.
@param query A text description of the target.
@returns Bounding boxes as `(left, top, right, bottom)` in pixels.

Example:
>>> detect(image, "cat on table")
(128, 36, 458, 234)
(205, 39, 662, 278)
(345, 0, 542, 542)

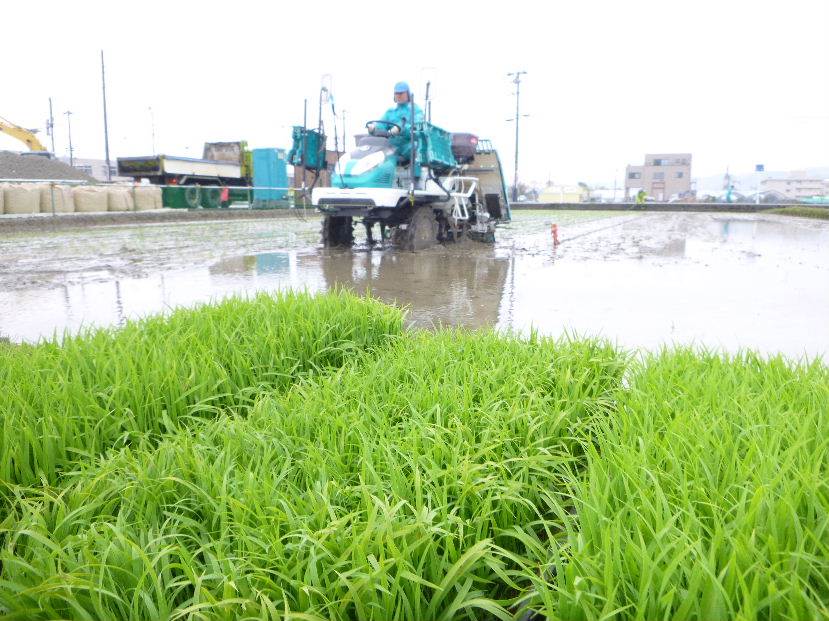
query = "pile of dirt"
(0, 151, 95, 181)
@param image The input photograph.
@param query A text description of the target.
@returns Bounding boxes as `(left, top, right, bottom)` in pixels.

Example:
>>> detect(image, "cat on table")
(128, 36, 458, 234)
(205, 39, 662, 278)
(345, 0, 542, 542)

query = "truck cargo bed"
(117, 155, 242, 179)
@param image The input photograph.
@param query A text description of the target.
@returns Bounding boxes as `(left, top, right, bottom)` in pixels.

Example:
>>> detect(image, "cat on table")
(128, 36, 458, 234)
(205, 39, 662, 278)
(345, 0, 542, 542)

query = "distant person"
(368, 82, 424, 137)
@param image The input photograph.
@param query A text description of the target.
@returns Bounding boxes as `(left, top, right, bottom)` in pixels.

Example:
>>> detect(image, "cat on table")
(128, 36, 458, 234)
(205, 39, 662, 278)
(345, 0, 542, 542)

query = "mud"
(1, 211, 827, 359)
(0, 206, 318, 233)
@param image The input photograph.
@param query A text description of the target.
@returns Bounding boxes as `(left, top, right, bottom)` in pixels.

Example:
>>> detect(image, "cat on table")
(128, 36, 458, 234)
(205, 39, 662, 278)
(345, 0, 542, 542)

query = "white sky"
(2, 0, 828, 186)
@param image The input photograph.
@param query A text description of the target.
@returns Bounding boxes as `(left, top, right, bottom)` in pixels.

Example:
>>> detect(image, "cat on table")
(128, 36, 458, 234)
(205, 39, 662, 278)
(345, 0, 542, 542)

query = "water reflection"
(302, 248, 510, 329)
(713, 217, 829, 250)
(1, 213, 827, 359)
(209, 252, 292, 277)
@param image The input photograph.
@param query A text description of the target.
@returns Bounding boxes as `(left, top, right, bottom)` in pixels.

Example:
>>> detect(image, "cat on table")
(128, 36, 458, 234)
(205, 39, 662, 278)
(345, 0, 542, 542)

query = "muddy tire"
(321, 216, 354, 247)
(200, 187, 222, 209)
(183, 186, 201, 209)
(393, 206, 438, 251)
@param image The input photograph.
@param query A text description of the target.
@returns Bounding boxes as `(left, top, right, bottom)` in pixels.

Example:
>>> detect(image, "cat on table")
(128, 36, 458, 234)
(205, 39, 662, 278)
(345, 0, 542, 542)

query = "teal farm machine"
(288, 90, 511, 250)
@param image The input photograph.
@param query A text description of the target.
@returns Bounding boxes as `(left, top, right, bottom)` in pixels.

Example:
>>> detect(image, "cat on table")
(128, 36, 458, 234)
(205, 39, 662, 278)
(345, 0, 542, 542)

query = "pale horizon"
(3, 0, 827, 186)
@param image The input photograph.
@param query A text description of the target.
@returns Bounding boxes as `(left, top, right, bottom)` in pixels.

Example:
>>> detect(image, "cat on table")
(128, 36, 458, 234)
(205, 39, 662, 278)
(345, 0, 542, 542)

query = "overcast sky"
(3, 0, 828, 186)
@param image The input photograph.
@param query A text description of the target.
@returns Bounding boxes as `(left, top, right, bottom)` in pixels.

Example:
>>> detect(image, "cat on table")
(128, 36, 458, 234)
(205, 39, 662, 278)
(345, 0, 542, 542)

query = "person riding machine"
(289, 79, 510, 249)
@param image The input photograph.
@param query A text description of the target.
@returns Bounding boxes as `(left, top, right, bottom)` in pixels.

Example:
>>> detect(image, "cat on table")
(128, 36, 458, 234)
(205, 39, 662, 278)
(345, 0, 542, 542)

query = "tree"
(511, 181, 538, 201)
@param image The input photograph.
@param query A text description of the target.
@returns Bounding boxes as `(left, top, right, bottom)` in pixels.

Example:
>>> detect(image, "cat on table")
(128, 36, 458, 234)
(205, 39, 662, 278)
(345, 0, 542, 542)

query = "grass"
(524, 349, 829, 620)
(765, 206, 829, 220)
(0, 331, 624, 620)
(0, 296, 827, 620)
(0, 291, 402, 499)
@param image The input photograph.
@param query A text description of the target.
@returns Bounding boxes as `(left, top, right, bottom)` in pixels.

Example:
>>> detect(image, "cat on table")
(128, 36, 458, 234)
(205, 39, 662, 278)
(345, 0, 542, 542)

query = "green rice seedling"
(0, 331, 625, 620)
(0, 291, 403, 502)
(524, 348, 829, 621)
(766, 206, 829, 220)
(7, 297, 823, 621)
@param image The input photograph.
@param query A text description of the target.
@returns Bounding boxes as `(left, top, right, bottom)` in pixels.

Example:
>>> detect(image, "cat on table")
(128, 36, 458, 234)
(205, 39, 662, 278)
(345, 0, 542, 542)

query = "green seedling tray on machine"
(415, 122, 456, 173)
(287, 126, 327, 171)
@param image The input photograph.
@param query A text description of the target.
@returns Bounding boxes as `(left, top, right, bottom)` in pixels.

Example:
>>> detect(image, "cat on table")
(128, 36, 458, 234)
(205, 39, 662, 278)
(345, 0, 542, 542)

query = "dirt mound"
(0, 151, 95, 181)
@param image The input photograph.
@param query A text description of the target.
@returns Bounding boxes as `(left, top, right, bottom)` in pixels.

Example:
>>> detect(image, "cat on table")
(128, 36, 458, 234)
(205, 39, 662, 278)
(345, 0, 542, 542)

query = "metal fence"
(0, 179, 306, 217)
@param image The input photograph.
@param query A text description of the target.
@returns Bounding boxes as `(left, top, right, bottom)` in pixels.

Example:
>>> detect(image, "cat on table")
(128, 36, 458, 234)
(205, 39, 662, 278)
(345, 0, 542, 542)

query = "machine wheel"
(321, 215, 354, 247)
(393, 206, 438, 251)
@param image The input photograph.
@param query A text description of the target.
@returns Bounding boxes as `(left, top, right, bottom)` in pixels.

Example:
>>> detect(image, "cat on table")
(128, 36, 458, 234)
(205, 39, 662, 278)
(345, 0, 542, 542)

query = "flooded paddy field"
(1, 210, 827, 358)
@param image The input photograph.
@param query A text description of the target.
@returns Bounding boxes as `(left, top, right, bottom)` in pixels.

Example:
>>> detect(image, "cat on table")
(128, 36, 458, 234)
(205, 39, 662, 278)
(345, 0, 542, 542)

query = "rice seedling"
(766, 206, 829, 220)
(0, 291, 403, 500)
(2, 292, 827, 620)
(523, 348, 829, 620)
(0, 331, 625, 620)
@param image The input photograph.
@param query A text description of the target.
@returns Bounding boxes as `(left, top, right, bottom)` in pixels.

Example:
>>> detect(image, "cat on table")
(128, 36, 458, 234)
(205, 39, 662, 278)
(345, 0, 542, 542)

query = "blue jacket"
(378, 102, 424, 132)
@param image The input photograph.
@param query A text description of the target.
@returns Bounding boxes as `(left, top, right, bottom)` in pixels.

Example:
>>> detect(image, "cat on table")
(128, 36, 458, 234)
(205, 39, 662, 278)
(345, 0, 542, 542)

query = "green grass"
(766, 206, 829, 220)
(0, 291, 403, 498)
(525, 349, 829, 620)
(1, 296, 828, 620)
(0, 332, 624, 620)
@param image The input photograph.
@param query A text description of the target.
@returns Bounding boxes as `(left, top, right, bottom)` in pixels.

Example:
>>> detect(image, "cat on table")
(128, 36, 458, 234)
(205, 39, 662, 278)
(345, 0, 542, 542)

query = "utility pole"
(65, 110, 74, 166)
(613, 169, 618, 203)
(149, 107, 156, 153)
(341, 110, 347, 153)
(507, 71, 527, 202)
(46, 98, 56, 154)
(101, 50, 112, 181)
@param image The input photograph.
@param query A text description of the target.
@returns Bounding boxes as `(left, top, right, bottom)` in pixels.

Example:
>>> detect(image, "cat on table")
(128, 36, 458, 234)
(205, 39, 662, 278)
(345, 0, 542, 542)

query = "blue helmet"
(394, 81, 410, 94)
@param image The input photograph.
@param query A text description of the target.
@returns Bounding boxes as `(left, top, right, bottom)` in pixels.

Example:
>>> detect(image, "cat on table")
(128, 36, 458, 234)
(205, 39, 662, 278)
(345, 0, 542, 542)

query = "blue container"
(252, 148, 288, 205)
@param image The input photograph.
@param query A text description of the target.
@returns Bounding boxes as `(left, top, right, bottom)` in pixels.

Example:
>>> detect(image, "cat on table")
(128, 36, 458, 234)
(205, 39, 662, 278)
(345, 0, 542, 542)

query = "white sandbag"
(72, 186, 108, 213)
(39, 184, 75, 213)
(107, 187, 134, 212)
(134, 185, 162, 211)
(3, 184, 40, 215)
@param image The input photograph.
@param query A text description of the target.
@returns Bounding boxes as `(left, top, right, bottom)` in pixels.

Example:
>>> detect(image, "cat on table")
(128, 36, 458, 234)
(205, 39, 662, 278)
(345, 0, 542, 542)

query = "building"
(58, 157, 129, 182)
(760, 175, 829, 200)
(589, 188, 625, 203)
(625, 153, 692, 201)
(744, 189, 791, 204)
(537, 183, 588, 203)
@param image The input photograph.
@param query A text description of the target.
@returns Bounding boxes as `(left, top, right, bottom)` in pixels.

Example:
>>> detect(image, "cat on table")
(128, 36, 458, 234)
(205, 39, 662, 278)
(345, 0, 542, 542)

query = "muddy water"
(1, 211, 827, 359)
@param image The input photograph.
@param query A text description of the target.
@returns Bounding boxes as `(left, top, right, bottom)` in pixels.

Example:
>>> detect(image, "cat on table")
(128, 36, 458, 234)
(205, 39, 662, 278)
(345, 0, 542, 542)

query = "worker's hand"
(367, 122, 376, 134)
(388, 125, 401, 136)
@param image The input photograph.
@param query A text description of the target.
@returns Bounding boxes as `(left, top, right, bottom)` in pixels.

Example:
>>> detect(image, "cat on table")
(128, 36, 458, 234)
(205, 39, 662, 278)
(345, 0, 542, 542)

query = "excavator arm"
(0, 117, 47, 151)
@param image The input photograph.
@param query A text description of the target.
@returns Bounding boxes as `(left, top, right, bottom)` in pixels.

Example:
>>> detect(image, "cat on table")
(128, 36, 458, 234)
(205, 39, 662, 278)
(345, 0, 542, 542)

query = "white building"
(589, 188, 625, 203)
(58, 157, 130, 182)
(760, 175, 829, 200)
